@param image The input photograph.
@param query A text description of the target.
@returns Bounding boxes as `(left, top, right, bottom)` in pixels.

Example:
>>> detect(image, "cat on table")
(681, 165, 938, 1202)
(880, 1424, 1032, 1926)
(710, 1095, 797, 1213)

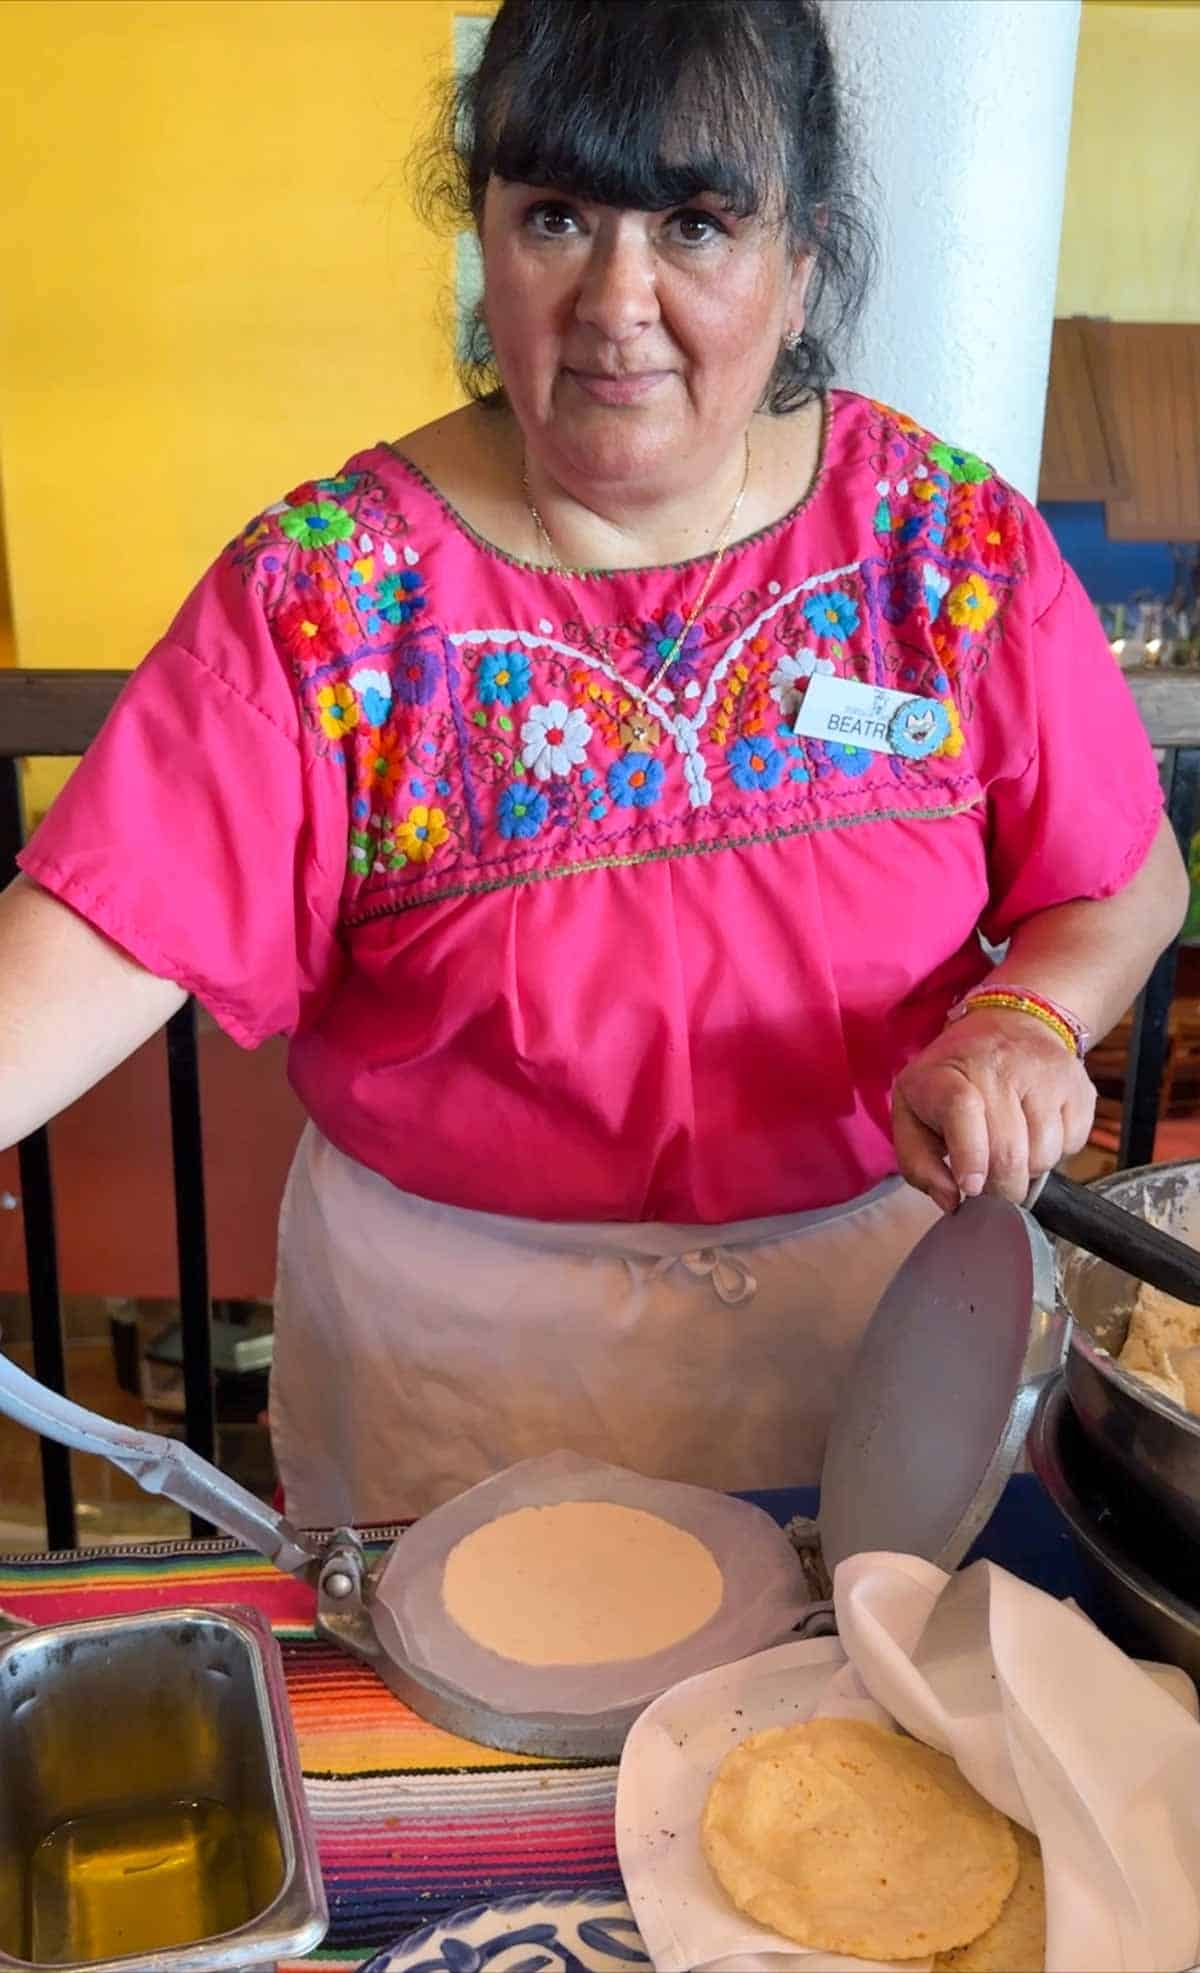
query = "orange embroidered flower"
(947, 574, 997, 632)
(360, 730, 405, 800)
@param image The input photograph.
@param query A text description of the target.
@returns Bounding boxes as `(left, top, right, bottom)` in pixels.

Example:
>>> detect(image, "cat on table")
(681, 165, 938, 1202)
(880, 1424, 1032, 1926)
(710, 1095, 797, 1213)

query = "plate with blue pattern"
(360, 1889, 650, 1973)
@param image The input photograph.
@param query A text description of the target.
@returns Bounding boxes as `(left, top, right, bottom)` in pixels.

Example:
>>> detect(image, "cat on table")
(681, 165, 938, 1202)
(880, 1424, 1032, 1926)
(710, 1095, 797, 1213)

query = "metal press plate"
(818, 1196, 1066, 1576)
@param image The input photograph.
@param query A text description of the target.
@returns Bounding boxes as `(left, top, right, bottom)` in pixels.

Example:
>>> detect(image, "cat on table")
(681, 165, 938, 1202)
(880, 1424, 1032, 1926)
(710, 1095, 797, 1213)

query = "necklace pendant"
(619, 710, 663, 752)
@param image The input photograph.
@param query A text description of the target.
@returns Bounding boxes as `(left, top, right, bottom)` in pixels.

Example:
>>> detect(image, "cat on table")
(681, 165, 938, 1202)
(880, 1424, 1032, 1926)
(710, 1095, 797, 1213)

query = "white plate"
(361, 1888, 650, 1972)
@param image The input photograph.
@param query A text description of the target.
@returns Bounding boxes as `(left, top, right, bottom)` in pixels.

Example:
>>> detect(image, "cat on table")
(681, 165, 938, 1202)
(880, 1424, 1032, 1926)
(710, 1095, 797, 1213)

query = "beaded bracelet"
(946, 986, 1091, 1058)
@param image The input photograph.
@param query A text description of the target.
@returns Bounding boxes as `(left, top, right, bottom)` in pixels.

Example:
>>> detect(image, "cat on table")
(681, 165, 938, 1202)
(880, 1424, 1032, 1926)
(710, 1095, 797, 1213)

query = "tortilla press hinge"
(315, 1529, 389, 1670)
(785, 1514, 837, 1639)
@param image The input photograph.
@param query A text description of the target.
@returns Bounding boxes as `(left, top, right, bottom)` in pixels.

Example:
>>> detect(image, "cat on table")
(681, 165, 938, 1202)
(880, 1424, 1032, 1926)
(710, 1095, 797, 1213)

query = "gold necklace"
(522, 434, 751, 698)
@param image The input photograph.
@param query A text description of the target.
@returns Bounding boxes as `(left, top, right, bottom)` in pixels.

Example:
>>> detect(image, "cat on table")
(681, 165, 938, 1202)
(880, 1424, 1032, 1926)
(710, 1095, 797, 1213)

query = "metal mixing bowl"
(1029, 1376, 1200, 1683)
(1058, 1158, 1200, 1546)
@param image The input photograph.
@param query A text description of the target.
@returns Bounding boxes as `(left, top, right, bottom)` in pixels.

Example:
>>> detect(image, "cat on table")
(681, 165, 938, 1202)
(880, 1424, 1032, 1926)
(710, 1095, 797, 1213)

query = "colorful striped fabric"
(0, 1529, 624, 1970)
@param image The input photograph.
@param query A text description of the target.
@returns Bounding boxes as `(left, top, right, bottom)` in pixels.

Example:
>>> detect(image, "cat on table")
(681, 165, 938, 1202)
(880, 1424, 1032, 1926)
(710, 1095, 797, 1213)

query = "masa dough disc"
(935, 1822, 1045, 1972)
(701, 1716, 1020, 1962)
(440, 1501, 724, 1665)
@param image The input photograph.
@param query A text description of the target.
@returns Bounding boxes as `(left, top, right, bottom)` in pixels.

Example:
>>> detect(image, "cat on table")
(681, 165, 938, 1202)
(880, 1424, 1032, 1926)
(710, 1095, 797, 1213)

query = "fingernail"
(959, 1173, 985, 1197)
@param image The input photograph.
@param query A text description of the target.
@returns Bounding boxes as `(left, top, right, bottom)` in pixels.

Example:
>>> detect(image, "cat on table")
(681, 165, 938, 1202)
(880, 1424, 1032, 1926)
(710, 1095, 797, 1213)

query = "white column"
(824, 0, 1081, 497)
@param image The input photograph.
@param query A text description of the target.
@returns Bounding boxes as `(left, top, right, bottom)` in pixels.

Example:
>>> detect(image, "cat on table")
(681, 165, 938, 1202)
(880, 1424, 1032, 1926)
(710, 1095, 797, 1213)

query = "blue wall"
(1039, 501, 1174, 602)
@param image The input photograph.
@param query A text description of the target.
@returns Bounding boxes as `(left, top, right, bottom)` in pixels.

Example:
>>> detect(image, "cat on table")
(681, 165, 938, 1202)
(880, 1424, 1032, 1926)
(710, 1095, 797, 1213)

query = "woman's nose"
(574, 229, 659, 341)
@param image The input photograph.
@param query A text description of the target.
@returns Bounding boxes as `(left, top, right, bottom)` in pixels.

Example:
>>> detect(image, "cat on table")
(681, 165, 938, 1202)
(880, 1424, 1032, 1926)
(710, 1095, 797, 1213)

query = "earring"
(784, 328, 804, 353)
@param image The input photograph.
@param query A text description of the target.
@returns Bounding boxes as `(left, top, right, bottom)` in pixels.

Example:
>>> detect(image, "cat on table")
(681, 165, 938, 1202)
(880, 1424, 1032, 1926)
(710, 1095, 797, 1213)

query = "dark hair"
(416, 0, 875, 413)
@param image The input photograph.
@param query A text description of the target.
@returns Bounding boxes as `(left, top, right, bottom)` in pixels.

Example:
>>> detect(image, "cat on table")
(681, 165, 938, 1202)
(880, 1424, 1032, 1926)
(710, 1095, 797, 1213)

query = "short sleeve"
(977, 504, 1164, 945)
(17, 546, 348, 1048)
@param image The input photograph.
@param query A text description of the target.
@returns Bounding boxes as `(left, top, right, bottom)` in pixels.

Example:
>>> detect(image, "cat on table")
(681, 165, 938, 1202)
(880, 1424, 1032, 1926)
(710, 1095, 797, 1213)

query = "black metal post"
(0, 758, 76, 1549)
(1119, 745, 1200, 1169)
(166, 1000, 215, 1536)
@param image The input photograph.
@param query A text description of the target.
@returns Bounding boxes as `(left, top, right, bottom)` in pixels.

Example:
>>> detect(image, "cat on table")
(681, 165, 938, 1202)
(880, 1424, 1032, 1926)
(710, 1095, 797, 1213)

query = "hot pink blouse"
(20, 393, 1163, 1222)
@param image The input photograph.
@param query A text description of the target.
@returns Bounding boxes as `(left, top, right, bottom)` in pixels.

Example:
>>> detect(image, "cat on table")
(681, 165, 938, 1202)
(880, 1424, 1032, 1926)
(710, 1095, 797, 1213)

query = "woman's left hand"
(891, 1009, 1097, 1214)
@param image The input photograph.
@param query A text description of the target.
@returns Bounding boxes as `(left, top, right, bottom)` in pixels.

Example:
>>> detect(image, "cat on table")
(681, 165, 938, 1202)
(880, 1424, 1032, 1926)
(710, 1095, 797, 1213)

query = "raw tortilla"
(1117, 1281, 1200, 1413)
(440, 1501, 724, 1665)
(701, 1717, 1019, 1962)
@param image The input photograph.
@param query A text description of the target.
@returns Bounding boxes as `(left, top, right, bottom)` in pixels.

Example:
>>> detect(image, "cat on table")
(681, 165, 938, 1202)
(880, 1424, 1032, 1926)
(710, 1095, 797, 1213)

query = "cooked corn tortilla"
(935, 1821, 1045, 1972)
(701, 1716, 1019, 1962)
(441, 1500, 723, 1664)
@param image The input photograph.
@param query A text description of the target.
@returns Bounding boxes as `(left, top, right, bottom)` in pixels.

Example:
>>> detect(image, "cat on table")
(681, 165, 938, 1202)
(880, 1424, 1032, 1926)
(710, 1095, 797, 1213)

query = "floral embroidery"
(317, 682, 359, 741)
(498, 783, 549, 840)
(926, 441, 991, 486)
(880, 566, 923, 626)
(521, 701, 593, 780)
(728, 735, 785, 792)
(825, 741, 874, 777)
(360, 729, 406, 800)
(393, 632, 440, 707)
(394, 804, 449, 863)
(803, 589, 860, 641)
(275, 595, 343, 665)
(351, 667, 393, 727)
(922, 563, 951, 621)
(640, 613, 703, 683)
(768, 647, 833, 718)
(280, 500, 356, 551)
(936, 699, 965, 759)
(608, 753, 665, 808)
(375, 570, 426, 627)
(478, 647, 532, 706)
(947, 573, 998, 633)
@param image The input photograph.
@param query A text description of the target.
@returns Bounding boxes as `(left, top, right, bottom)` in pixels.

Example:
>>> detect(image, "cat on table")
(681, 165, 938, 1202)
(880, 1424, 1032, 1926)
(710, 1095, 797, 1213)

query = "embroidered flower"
(316, 682, 358, 741)
(279, 500, 355, 550)
(497, 783, 549, 839)
(825, 741, 874, 777)
(478, 647, 532, 707)
(377, 569, 426, 626)
(935, 698, 965, 758)
(926, 441, 990, 485)
(359, 729, 406, 801)
(880, 566, 923, 627)
(520, 701, 592, 780)
(802, 589, 860, 641)
(639, 612, 704, 683)
(978, 498, 1020, 569)
(728, 736, 785, 791)
(274, 596, 342, 665)
(922, 562, 951, 621)
(393, 633, 439, 707)
(607, 752, 665, 808)
(947, 573, 998, 633)
(394, 803, 449, 863)
(768, 647, 834, 718)
(350, 667, 393, 728)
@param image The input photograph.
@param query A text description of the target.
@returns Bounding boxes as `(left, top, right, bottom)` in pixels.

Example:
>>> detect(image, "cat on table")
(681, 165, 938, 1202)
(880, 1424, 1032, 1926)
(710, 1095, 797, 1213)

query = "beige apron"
(269, 1124, 940, 1526)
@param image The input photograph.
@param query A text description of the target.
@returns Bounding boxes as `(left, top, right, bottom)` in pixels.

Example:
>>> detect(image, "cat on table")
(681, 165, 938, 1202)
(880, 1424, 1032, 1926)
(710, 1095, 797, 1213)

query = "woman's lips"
(567, 369, 672, 404)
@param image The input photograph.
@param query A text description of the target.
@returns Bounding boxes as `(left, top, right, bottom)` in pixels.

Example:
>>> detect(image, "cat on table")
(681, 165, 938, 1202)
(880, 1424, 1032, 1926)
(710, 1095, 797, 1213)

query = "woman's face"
(478, 178, 810, 495)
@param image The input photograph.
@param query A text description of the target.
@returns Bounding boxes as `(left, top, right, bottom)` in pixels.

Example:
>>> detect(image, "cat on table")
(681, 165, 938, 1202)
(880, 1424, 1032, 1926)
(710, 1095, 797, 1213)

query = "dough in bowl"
(441, 1500, 724, 1665)
(701, 1716, 1019, 1962)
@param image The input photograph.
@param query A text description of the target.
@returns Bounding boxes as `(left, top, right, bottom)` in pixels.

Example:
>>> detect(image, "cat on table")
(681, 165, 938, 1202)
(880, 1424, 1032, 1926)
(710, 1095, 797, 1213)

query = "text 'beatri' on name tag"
(792, 673, 950, 759)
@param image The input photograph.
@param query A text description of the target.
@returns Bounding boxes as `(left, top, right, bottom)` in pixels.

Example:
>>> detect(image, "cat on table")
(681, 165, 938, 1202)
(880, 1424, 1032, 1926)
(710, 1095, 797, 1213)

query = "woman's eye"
(525, 202, 579, 239)
(669, 210, 727, 246)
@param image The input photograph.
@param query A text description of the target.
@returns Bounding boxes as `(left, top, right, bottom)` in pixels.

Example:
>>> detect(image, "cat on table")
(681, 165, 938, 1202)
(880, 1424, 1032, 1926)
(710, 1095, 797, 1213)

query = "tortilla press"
(3, 1183, 1200, 1758)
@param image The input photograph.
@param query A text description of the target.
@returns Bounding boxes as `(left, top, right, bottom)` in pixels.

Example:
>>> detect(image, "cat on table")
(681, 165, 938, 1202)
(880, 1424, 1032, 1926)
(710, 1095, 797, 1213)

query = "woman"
(0, 0, 1186, 1524)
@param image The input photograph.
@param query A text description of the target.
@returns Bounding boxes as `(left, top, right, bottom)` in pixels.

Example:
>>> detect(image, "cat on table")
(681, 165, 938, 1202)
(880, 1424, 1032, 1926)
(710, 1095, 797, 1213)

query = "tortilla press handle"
(0, 1345, 324, 1578)
(1028, 1169, 1200, 1309)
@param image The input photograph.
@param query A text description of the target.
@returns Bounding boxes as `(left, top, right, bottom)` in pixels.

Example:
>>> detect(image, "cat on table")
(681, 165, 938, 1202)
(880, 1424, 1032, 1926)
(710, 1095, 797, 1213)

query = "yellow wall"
(0, 0, 493, 704)
(1057, 1, 1200, 319)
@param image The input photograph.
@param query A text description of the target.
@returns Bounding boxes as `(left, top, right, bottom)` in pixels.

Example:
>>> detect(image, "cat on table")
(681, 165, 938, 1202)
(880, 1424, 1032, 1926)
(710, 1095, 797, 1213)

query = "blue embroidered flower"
(802, 590, 860, 641)
(349, 666, 392, 728)
(639, 613, 704, 683)
(393, 633, 439, 707)
(607, 752, 665, 808)
(497, 782, 549, 840)
(478, 647, 532, 706)
(377, 569, 426, 626)
(728, 736, 785, 792)
(825, 741, 874, 777)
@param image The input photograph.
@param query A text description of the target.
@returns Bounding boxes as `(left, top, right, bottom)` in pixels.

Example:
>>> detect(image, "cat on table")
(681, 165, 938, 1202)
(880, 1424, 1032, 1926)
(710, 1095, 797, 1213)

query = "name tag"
(793, 675, 950, 759)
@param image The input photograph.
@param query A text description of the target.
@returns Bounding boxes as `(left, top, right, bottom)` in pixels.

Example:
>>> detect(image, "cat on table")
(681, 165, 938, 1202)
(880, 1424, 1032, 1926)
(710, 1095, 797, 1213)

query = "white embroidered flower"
(768, 646, 835, 716)
(520, 700, 592, 780)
